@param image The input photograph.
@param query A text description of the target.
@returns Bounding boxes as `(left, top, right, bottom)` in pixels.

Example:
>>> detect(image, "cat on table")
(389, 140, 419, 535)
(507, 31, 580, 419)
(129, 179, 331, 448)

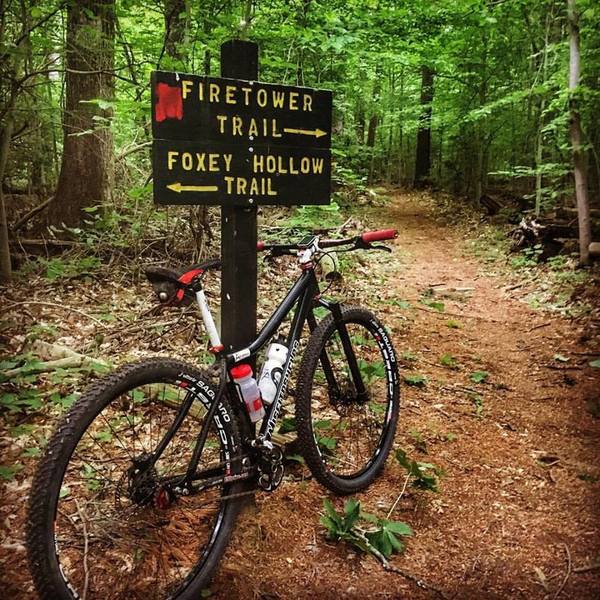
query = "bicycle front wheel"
(27, 358, 242, 600)
(296, 306, 400, 494)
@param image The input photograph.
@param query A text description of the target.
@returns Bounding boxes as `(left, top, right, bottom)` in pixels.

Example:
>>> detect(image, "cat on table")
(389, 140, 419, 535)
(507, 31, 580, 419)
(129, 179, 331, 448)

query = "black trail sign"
(151, 71, 332, 206)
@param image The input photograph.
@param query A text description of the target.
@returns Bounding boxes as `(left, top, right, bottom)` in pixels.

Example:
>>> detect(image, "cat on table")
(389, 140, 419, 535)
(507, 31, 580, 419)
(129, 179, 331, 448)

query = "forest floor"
(1, 190, 599, 599)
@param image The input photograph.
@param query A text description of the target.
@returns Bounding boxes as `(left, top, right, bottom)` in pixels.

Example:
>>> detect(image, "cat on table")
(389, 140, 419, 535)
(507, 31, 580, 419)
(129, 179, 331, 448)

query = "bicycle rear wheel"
(296, 306, 400, 495)
(27, 358, 242, 600)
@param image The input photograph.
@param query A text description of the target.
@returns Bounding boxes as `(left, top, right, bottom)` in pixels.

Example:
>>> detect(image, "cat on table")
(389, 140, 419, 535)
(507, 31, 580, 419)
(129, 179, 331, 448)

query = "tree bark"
(163, 0, 189, 65)
(48, 0, 115, 228)
(414, 65, 434, 188)
(567, 0, 591, 265)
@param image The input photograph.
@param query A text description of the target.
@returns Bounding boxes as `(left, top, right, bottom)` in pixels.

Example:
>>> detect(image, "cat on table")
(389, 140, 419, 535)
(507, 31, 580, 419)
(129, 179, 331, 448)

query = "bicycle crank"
(257, 444, 285, 492)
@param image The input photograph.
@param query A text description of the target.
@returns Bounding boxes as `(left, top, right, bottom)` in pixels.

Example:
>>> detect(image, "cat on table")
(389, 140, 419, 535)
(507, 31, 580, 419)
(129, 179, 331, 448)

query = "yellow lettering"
(289, 91, 299, 110)
(248, 118, 258, 137)
(223, 154, 233, 172)
(232, 116, 243, 136)
(253, 155, 264, 173)
(272, 119, 282, 138)
(236, 178, 247, 194)
(167, 151, 179, 170)
(225, 85, 237, 104)
(311, 158, 324, 174)
(198, 82, 204, 101)
(272, 91, 285, 108)
(289, 159, 299, 175)
(224, 176, 234, 194)
(209, 154, 219, 172)
(303, 94, 313, 112)
(257, 89, 267, 107)
(241, 87, 252, 105)
(267, 177, 277, 196)
(181, 80, 193, 100)
(195, 153, 206, 171)
(300, 157, 310, 173)
(266, 155, 277, 173)
(217, 115, 227, 134)
(249, 178, 259, 195)
(182, 153, 193, 171)
(209, 83, 220, 103)
(277, 156, 288, 174)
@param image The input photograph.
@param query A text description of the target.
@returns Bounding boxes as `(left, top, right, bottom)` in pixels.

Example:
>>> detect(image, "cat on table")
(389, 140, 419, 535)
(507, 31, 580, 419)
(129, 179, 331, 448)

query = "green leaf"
(590, 359, 600, 368)
(285, 453, 305, 464)
(314, 419, 332, 430)
(445, 320, 462, 329)
(0, 464, 23, 480)
(439, 353, 458, 368)
(403, 373, 426, 387)
(470, 371, 489, 384)
(384, 521, 413, 536)
(553, 354, 569, 362)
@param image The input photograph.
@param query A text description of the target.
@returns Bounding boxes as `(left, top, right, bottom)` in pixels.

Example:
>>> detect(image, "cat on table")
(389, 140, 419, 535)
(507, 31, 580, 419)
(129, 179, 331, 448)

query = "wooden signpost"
(151, 40, 332, 354)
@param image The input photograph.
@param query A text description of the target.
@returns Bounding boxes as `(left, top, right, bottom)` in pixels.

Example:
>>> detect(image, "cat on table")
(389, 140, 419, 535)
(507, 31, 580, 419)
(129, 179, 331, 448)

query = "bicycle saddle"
(145, 258, 221, 306)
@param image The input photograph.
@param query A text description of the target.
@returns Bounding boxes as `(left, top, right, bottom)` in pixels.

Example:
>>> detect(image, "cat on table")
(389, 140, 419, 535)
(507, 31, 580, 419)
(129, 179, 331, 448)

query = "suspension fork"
(307, 308, 340, 397)
(320, 299, 368, 402)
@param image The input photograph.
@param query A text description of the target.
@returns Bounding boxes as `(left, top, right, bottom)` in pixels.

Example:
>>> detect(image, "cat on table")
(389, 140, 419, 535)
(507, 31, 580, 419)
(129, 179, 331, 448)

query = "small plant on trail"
(439, 353, 458, 369)
(470, 370, 489, 384)
(403, 373, 427, 387)
(470, 393, 484, 417)
(445, 319, 462, 329)
(320, 498, 413, 559)
(395, 449, 443, 492)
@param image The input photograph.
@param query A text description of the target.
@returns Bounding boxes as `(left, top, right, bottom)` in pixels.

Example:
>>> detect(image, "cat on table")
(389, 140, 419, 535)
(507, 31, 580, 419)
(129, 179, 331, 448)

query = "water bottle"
(258, 339, 288, 405)
(230, 364, 265, 423)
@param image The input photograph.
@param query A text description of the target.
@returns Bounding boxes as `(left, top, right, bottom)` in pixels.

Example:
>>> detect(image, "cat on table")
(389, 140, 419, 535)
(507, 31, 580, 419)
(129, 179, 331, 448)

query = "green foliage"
(470, 394, 484, 417)
(320, 498, 413, 559)
(421, 300, 445, 313)
(470, 370, 489, 384)
(589, 359, 600, 369)
(285, 202, 342, 230)
(395, 448, 442, 492)
(0, 464, 23, 481)
(439, 353, 458, 369)
(403, 373, 427, 387)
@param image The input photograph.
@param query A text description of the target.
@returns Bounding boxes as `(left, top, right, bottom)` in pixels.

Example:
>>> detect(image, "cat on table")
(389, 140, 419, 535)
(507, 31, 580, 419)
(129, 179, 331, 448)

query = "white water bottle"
(230, 364, 265, 423)
(258, 339, 288, 404)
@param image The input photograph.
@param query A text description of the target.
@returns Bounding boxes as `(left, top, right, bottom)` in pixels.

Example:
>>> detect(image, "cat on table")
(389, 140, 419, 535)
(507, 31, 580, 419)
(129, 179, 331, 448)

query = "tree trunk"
(0, 115, 14, 282)
(48, 0, 115, 228)
(366, 114, 378, 147)
(414, 65, 434, 188)
(163, 0, 189, 66)
(567, 0, 591, 265)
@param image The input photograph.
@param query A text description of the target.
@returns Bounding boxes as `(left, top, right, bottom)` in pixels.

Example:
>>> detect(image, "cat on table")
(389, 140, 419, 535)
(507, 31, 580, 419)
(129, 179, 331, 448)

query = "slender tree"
(48, 0, 115, 228)
(567, 0, 591, 265)
(414, 65, 434, 188)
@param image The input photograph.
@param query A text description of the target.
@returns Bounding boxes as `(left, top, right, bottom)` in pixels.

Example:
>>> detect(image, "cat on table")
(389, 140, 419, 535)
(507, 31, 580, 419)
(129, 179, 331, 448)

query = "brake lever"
(354, 240, 392, 252)
(369, 244, 392, 252)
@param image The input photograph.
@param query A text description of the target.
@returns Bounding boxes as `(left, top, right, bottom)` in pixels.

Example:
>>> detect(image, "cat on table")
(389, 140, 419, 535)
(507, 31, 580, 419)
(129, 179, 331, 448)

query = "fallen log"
(3, 341, 108, 377)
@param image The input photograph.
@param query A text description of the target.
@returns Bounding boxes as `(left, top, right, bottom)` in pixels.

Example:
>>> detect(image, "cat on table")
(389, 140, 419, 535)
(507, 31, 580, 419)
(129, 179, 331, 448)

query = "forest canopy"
(1, 0, 599, 274)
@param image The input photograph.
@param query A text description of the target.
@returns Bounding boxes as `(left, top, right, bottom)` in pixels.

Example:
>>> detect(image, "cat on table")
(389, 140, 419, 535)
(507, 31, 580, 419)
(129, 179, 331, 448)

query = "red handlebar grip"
(361, 229, 398, 243)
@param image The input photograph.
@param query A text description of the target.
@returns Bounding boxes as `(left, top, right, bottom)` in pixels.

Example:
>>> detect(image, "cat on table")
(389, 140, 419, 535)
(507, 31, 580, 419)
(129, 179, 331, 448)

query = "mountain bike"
(27, 229, 400, 600)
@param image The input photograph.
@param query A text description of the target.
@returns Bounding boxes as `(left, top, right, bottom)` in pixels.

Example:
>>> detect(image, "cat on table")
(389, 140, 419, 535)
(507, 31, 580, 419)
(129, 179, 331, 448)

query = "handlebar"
(257, 229, 398, 255)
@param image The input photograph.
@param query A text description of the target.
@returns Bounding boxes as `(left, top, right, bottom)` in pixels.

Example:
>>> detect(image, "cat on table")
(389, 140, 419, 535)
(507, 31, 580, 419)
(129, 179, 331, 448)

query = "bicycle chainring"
(257, 445, 284, 492)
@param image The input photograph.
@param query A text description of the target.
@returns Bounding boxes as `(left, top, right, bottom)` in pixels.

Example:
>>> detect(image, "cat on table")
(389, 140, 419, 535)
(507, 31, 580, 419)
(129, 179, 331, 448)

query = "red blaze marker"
(155, 83, 183, 122)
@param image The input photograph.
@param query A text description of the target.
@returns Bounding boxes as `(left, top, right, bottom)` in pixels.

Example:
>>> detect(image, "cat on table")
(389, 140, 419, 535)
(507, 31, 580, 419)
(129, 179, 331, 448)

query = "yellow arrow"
(167, 182, 218, 193)
(283, 127, 327, 138)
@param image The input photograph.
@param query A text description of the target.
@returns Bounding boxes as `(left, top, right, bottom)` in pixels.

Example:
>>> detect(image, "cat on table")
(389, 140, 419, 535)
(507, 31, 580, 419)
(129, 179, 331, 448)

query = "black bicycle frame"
(158, 265, 368, 489)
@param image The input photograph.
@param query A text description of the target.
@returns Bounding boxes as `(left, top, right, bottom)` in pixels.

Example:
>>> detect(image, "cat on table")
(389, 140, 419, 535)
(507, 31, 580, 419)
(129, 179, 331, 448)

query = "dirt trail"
(216, 192, 600, 599)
